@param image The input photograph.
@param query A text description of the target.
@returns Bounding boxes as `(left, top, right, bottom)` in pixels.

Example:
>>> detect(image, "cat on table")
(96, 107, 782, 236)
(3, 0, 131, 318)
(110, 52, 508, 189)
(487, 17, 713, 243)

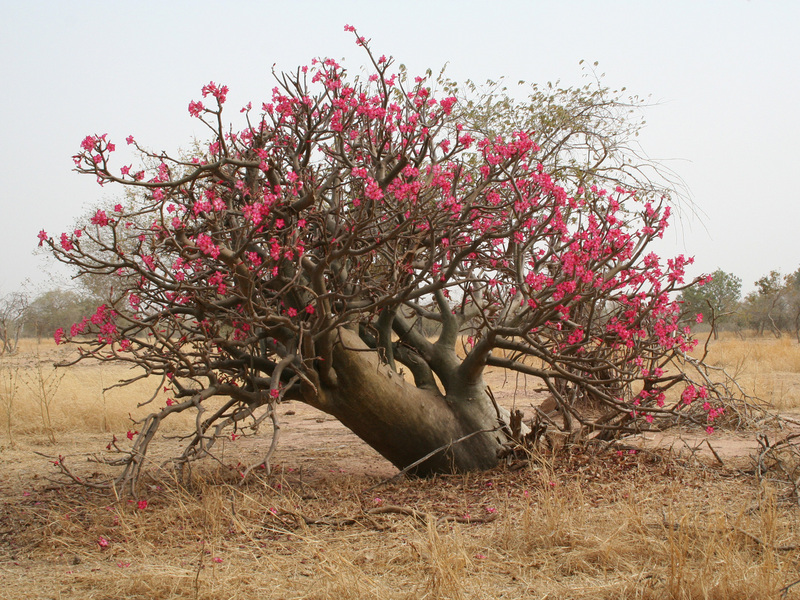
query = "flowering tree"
(41, 30, 728, 490)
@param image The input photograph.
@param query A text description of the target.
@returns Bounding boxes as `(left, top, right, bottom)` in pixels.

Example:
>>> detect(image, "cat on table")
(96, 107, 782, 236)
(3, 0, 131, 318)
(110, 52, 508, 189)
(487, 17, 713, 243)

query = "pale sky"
(1, 0, 798, 296)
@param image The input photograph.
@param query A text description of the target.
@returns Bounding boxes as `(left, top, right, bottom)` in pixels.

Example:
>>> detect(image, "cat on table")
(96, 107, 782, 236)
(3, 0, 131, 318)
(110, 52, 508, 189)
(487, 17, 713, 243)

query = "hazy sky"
(1, 0, 798, 296)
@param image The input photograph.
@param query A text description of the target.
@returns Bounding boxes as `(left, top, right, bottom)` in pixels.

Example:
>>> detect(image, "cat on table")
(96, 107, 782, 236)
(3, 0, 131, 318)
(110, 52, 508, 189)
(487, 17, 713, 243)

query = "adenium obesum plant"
(41, 27, 728, 491)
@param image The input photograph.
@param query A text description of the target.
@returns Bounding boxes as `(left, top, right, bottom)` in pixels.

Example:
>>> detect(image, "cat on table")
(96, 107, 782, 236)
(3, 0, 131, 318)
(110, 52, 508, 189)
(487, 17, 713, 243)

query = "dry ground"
(1, 335, 800, 599)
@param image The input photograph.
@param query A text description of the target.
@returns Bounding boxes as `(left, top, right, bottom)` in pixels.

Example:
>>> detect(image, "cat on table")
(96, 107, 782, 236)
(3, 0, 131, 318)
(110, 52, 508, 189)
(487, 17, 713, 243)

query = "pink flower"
(37, 230, 48, 246)
(126, 135, 135, 145)
(54, 328, 65, 345)
(81, 135, 96, 151)
(245, 251, 262, 267)
(439, 96, 457, 115)
(126, 430, 137, 440)
(681, 384, 697, 405)
(70, 319, 88, 337)
(695, 313, 703, 324)
(201, 81, 228, 104)
(212, 557, 223, 564)
(91, 210, 110, 227)
(137, 500, 148, 510)
(364, 179, 383, 201)
(196, 233, 221, 258)
(166, 398, 175, 406)
(59, 233, 74, 251)
(706, 426, 714, 435)
(188, 100, 204, 117)
(98, 536, 109, 549)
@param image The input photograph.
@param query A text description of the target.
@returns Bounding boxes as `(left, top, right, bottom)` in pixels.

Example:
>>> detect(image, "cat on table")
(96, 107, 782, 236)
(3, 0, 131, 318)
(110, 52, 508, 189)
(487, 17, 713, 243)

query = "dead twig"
(704, 438, 725, 466)
(781, 578, 800, 599)
(272, 504, 499, 530)
(33, 452, 109, 490)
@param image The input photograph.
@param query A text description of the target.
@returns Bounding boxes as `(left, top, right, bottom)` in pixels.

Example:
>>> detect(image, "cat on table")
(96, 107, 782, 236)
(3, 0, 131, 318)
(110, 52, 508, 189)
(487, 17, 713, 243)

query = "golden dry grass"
(0, 338, 195, 445)
(697, 333, 800, 411)
(1, 450, 798, 599)
(1, 336, 800, 599)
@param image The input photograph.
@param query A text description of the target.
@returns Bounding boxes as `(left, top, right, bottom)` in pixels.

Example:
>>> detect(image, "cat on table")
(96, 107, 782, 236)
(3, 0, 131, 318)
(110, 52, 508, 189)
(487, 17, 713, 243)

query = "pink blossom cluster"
(196, 233, 221, 258)
(201, 81, 229, 104)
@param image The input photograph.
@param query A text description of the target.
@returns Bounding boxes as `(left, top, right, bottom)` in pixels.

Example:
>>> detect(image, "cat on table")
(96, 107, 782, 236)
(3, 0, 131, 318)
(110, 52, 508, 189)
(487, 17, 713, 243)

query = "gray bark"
(310, 329, 507, 475)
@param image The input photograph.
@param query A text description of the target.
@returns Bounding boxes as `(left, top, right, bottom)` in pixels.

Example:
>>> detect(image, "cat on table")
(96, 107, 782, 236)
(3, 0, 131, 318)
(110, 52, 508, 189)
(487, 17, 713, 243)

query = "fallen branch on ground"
(273, 504, 499, 530)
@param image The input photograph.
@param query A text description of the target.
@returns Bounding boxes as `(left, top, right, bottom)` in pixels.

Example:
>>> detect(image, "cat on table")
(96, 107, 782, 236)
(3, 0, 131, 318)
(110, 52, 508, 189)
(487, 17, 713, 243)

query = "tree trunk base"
(311, 330, 508, 476)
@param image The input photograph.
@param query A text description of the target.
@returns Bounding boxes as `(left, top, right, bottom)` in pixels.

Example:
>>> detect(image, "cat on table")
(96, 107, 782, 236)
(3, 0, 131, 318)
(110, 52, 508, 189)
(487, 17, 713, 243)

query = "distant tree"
(741, 270, 787, 337)
(678, 269, 741, 339)
(40, 30, 731, 490)
(0, 292, 28, 354)
(451, 66, 680, 198)
(66, 197, 142, 303)
(782, 267, 800, 342)
(23, 289, 99, 340)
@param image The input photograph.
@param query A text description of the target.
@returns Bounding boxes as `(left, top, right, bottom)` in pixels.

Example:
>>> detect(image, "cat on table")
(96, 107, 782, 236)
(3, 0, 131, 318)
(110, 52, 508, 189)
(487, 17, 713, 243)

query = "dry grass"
(1, 450, 798, 599)
(1, 336, 800, 599)
(0, 339, 192, 444)
(698, 333, 800, 411)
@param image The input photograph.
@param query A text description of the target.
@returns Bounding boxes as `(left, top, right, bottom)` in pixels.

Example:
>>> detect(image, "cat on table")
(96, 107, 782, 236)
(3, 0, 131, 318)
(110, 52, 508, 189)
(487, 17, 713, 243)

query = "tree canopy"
(39, 30, 732, 491)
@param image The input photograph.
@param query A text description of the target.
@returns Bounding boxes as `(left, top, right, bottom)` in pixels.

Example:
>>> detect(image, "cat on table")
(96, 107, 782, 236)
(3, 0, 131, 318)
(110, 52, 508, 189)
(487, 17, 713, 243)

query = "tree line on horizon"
(679, 267, 800, 341)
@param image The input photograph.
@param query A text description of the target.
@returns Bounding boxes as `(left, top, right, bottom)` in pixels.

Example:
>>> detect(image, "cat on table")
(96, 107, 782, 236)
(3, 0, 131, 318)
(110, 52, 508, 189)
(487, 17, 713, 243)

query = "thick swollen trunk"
(310, 330, 507, 475)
